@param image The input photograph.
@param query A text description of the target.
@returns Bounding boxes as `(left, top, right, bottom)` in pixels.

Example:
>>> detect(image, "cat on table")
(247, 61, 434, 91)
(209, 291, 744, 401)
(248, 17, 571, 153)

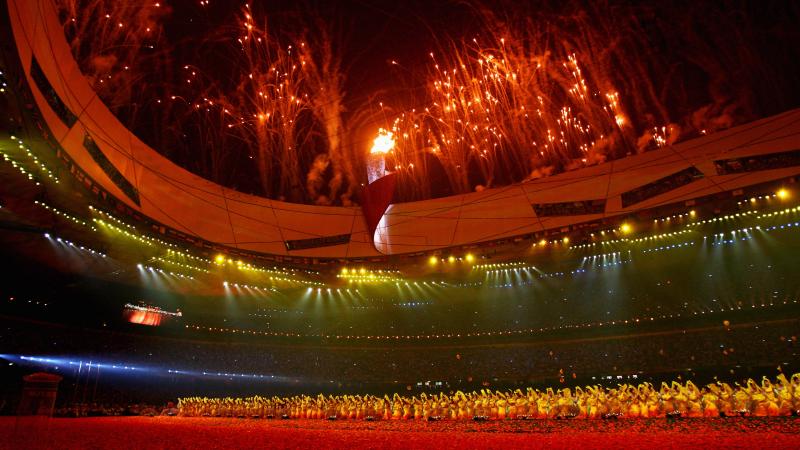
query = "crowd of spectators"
(53, 402, 167, 417)
(714, 149, 800, 175)
(620, 167, 703, 207)
(1, 316, 798, 387)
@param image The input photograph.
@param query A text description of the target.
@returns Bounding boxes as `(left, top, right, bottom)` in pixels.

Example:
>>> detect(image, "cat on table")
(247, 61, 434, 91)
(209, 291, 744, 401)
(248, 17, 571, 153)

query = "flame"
(370, 129, 395, 154)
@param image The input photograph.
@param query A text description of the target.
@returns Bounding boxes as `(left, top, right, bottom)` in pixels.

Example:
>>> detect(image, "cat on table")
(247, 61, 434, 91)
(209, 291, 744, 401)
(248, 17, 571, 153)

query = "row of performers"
(178, 374, 800, 419)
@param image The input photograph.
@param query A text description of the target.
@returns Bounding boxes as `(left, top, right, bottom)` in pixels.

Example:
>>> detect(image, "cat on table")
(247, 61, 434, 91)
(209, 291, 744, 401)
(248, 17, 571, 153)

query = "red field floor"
(2, 416, 800, 449)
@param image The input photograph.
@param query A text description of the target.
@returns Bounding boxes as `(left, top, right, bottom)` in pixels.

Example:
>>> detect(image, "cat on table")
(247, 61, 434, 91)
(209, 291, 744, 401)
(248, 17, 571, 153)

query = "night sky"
(154, 0, 800, 113)
(160, 0, 483, 109)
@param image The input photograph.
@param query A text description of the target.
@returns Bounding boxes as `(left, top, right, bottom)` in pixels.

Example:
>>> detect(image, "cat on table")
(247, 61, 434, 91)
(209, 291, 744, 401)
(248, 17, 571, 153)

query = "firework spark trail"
(165, 7, 355, 204)
(56, 0, 170, 112)
(229, 9, 310, 201)
(298, 25, 357, 206)
(228, 11, 356, 204)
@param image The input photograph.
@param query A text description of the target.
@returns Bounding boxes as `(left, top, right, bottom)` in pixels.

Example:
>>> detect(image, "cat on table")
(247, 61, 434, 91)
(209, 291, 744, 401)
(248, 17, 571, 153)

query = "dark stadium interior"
(2, 0, 800, 448)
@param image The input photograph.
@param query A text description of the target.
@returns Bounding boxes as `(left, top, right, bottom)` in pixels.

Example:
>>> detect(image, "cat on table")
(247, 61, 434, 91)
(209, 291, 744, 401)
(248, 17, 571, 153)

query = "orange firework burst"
(373, 2, 770, 199)
(379, 29, 640, 197)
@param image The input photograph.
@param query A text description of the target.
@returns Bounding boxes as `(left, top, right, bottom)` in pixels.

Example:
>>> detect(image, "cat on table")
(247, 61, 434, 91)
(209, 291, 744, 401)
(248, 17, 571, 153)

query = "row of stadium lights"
(35, 205, 319, 287)
(349, 301, 433, 309)
(578, 190, 786, 246)
(627, 229, 693, 244)
(479, 258, 629, 276)
(93, 218, 156, 247)
(428, 253, 476, 265)
(29, 195, 800, 295)
(137, 264, 195, 280)
(482, 222, 800, 287)
(329, 200, 790, 281)
(61, 198, 325, 285)
(8, 130, 798, 290)
(34, 202, 199, 280)
(760, 206, 800, 218)
(223, 281, 278, 292)
(2, 136, 59, 184)
(709, 227, 760, 246)
(215, 254, 320, 285)
(166, 248, 210, 264)
(4, 136, 321, 285)
(19, 356, 137, 371)
(305, 287, 360, 295)
(151, 256, 211, 273)
(421, 218, 792, 289)
(249, 310, 305, 316)
(440, 216, 797, 290)
(91, 206, 179, 248)
(214, 253, 307, 277)
(337, 275, 403, 283)
(736, 190, 788, 205)
(686, 210, 759, 227)
(34, 200, 90, 227)
(495, 199, 794, 265)
(43, 233, 107, 258)
(7, 296, 49, 308)
(337, 267, 403, 282)
(473, 261, 527, 270)
(640, 241, 695, 253)
(184, 298, 800, 341)
(340, 268, 401, 274)
(36, 201, 218, 280)
(305, 281, 449, 292)
(652, 210, 696, 224)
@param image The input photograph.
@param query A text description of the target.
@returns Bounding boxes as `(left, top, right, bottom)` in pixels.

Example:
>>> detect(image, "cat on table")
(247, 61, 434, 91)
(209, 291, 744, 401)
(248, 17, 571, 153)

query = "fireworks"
(54, 1, 800, 204)
(375, 9, 661, 198)
(175, 7, 355, 204)
(56, 0, 169, 111)
(378, 45, 628, 197)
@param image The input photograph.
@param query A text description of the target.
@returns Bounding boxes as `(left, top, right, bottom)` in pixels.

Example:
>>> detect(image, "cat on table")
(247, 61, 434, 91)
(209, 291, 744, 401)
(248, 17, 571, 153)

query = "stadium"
(1, 0, 800, 448)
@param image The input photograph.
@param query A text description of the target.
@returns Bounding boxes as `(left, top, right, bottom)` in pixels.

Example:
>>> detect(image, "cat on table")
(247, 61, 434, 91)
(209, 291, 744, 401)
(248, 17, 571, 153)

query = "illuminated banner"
(123, 303, 181, 327)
